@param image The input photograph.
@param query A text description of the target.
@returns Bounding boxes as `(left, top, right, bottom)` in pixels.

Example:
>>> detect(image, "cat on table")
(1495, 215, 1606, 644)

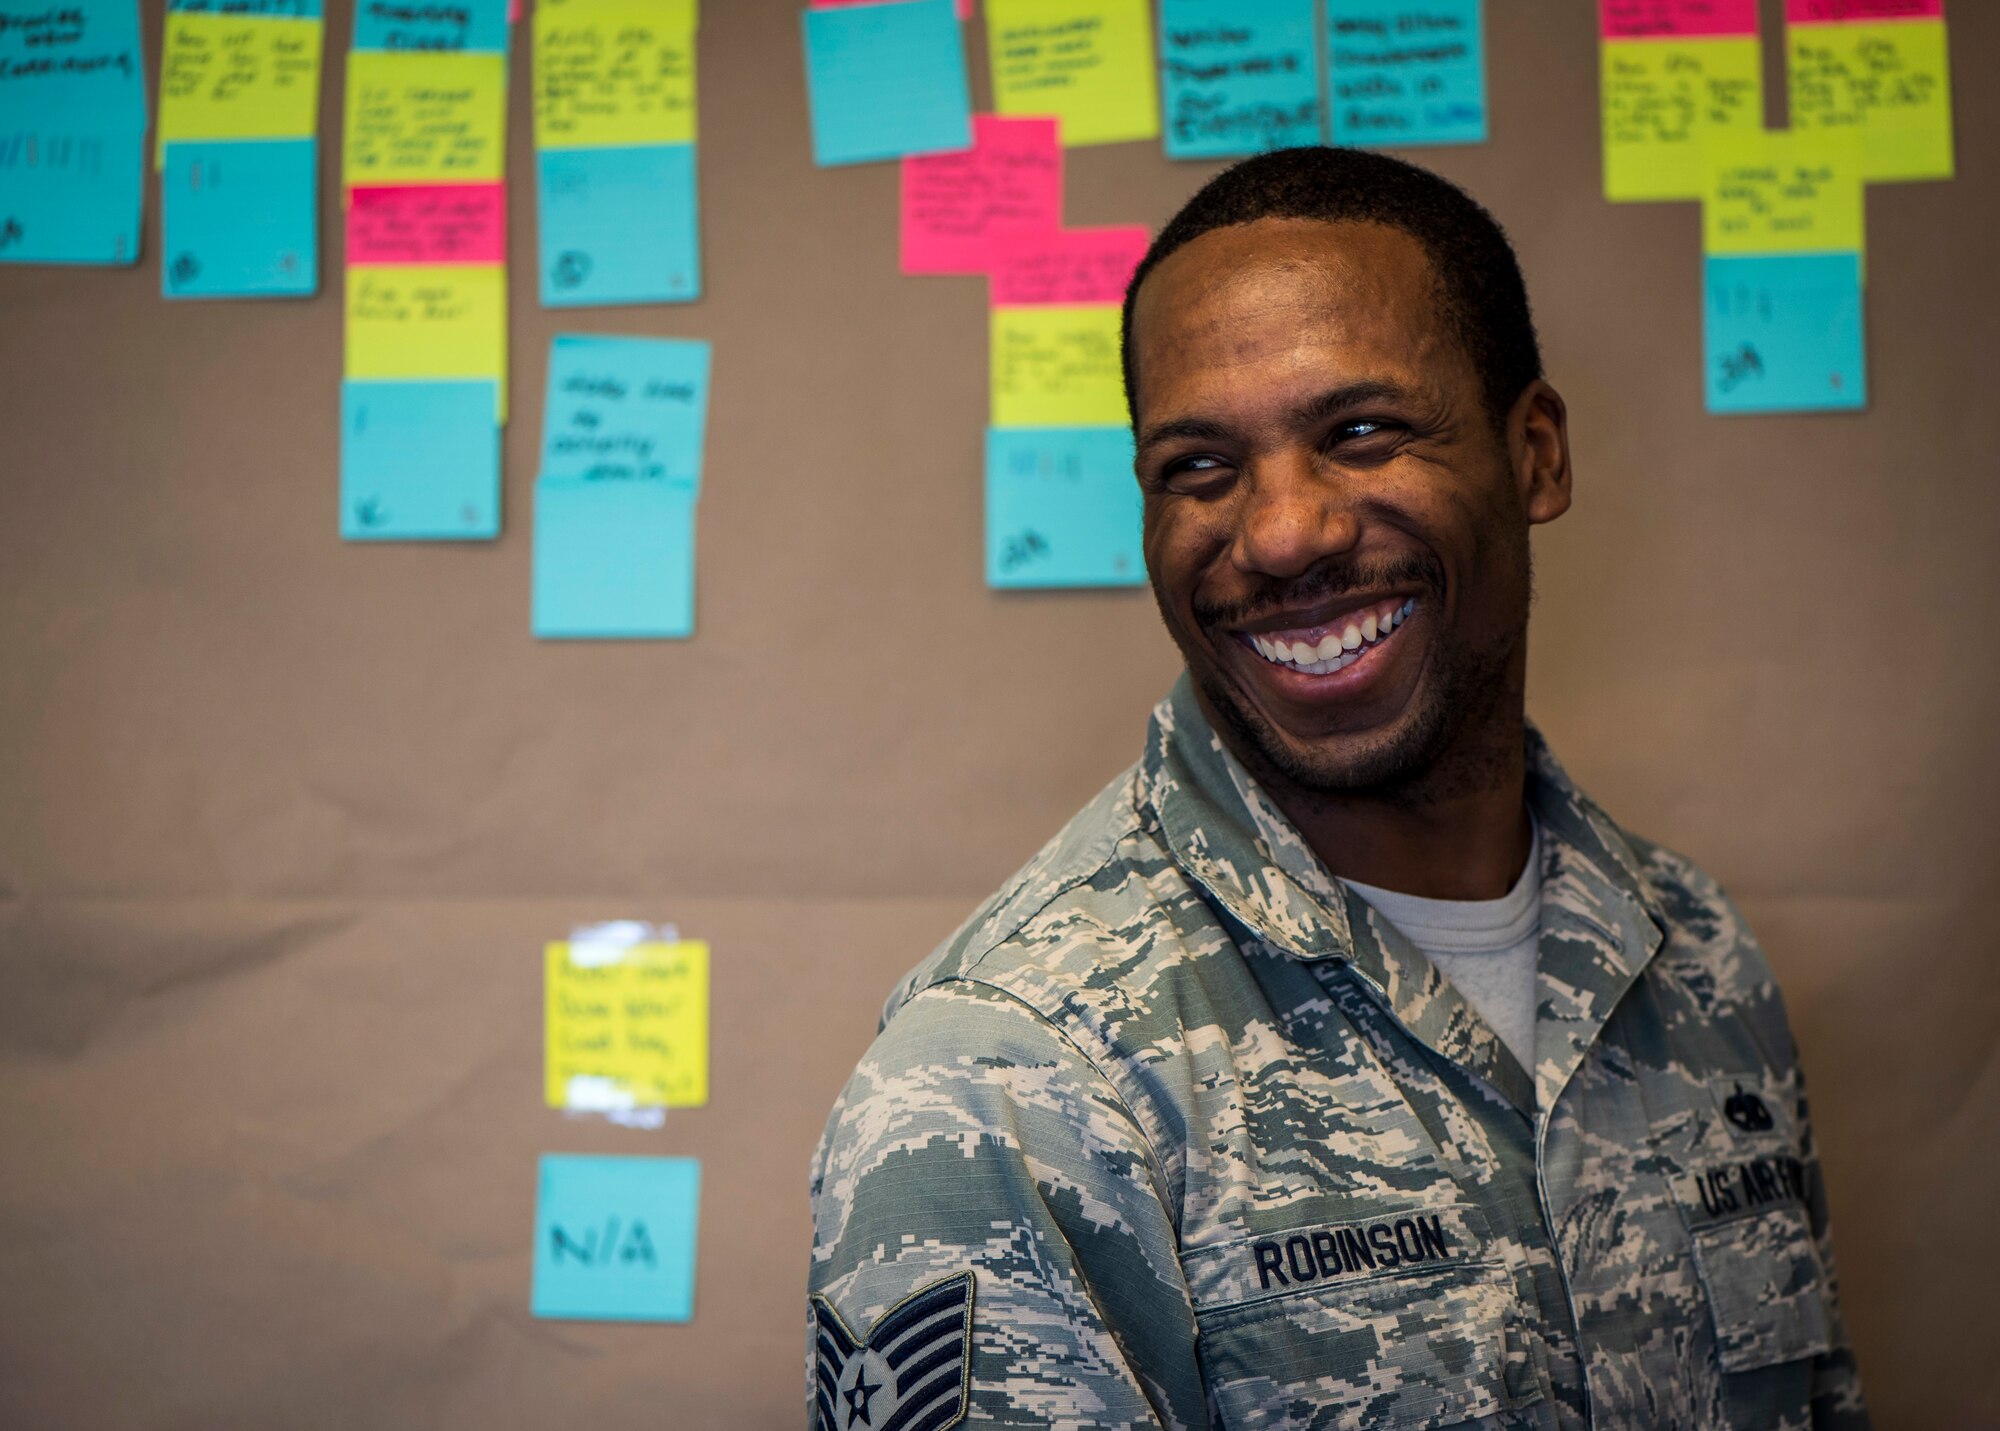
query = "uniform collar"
(1141, 674, 1665, 1121)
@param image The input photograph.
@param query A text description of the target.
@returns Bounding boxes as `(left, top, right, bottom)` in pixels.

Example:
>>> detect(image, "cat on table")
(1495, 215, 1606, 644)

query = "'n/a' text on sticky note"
(1598, 0, 1758, 38)
(345, 263, 507, 392)
(542, 334, 711, 488)
(157, 12, 320, 161)
(987, 0, 1160, 147)
(544, 939, 709, 1108)
(353, 0, 508, 53)
(537, 143, 700, 306)
(989, 225, 1149, 307)
(343, 50, 507, 186)
(991, 305, 1125, 428)
(1327, 0, 1489, 147)
(340, 378, 500, 538)
(1159, 0, 1319, 159)
(0, 126, 144, 265)
(163, 137, 317, 296)
(1701, 131, 1863, 256)
(533, 0, 696, 149)
(533, 1155, 699, 1322)
(986, 426, 1143, 589)
(1600, 35, 1762, 201)
(1704, 251, 1865, 414)
(803, 0, 972, 166)
(347, 181, 506, 265)
(900, 114, 1061, 276)
(534, 479, 698, 639)
(1787, 17, 1952, 182)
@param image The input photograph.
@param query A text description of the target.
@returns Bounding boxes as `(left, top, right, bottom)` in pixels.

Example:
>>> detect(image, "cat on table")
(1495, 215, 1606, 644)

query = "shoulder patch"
(811, 1271, 974, 1431)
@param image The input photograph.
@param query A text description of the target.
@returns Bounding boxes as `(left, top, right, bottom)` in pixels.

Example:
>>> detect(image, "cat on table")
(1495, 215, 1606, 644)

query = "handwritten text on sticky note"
(347, 181, 506, 264)
(344, 262, 507, 385)
(989, 225, 1149, 307)
(545, 940, 709, 1109)
(532, 1155, 699, 1322)
(1702, 132, 1862, 256)
(343, 50, 507, 185)
(900, 114, 1061, 275)
(1599, 35, 1762, 201)
(987, 0, 1160, 147)
(991, 305, 1126, 428)
(158, 13, 321, 145)
(533, 0, 696, 149)
(1787, 17, 1952, 181)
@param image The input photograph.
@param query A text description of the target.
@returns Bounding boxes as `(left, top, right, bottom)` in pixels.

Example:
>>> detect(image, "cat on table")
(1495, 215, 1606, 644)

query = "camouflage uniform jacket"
(809, 677, 1867, 1430)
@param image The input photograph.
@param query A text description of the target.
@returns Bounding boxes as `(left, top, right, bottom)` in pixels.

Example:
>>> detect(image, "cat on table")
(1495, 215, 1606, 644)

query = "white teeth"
(1314, 633, 1343, 662)
(1402, 598, 1415, 616)
(1287, 641, 1313, 664)
(1341, 623, 1362, 651)
(1361, 614, 1378, 642)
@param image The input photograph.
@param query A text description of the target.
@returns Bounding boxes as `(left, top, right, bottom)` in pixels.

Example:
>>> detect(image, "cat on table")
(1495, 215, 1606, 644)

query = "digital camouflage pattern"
(809, 676, 1868, 1429)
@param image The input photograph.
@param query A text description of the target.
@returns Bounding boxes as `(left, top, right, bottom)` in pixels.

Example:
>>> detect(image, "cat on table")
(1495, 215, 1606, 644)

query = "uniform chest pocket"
(1688, 1202, 1832, 1373)
(1193, 1256, 1533, 1430)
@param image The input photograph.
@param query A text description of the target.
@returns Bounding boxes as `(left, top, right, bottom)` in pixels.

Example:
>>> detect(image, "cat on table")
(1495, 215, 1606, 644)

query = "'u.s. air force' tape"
(810, 1272, 973, 1431)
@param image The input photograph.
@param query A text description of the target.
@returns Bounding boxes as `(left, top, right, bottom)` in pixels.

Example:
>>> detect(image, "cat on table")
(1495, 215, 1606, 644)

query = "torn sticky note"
(0, 126, 144, 265)
(533, 0, 697, 149)
(989, 225, 1149, 307)
(802, 0, 972, 166)
(534, 478, 698, 638)
(0, 0, 149, 132)
(1598, 0, 1759, 38)
(986, 426, 1144, 589)
(1158, 0, 1320, 159)
(340, 378, 501, 538)
(533, 1155, 700, 1323)
(1701, 131, 1863, 256)
(344, 262, 507, 386)
(991, 305, 1125, 428)
(987, 0, 1160, 147)
(162, 138, 317, 296)
(1599, 35, 1762, 200)
(1326, 0, 1488, 147)
(342, 50, 508, 186)
(156, 13, 321, 156)
(900, 114, 1061, 276)
(537, 143, 700, 305)
(1703, 251, 1865, 414)
(544, 939, 709, 1108)
(1787, 16, 1952, 182)
(347, 181, 507, 265)
(542, 334, 711, 488)
(353, 0, 509, 53)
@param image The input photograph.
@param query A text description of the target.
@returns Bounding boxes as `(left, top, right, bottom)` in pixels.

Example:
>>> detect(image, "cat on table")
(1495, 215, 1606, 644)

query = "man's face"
(1130, 218, 1567, 796)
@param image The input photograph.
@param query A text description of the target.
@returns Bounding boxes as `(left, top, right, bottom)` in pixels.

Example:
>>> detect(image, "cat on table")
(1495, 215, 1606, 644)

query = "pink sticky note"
(1784, 0, 1941, 21)
(1598, 0, 1760, 37)
(812, 0, 973, 22)
(901, 115, 1062, 276)
(346, 183, 508, 266)
(989, 225, 1150, 308)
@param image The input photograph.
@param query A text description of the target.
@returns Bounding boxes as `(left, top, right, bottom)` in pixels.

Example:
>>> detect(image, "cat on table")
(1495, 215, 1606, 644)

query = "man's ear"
(1510, 380, 1572, 526)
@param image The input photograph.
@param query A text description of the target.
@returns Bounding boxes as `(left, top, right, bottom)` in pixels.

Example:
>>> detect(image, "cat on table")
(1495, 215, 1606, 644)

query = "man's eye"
(1326, 419, 1406, 458)
(1159, 454, 1233, 491)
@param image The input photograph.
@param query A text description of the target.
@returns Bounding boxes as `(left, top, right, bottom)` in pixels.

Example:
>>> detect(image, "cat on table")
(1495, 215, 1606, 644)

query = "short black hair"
(1121, 146, 1542, 428)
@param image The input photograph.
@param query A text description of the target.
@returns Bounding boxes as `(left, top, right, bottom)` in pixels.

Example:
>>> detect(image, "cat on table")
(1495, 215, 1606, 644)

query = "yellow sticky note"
(345, 264, 508, 417)
(987, 0, 1159, 148)
(1788, 19, 1952, 183)
(991, 305, 1125, 428)
(1702, 131, 1863, 257)
(1601, 36, 1763, 202)
(157, 13, 322, 163)
(343, 50, 508, 187)
(544, 941, 710, 1109)
(533, 0, 697, 149)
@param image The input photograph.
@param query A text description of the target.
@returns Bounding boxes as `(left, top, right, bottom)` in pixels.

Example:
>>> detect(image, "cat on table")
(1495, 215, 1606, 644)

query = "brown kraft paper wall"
(1, 1, 1996, 1425)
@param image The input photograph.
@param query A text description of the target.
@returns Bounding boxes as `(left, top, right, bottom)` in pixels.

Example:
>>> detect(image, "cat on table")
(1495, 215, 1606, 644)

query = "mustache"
(1192, 553, 1444, 631)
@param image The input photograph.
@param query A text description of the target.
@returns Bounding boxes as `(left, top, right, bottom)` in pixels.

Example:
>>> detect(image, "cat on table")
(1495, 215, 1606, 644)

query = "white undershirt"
(1341, 817, 1542, 1077)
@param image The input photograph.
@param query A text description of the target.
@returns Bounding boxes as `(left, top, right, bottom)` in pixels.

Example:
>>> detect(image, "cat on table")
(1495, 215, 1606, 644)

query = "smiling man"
(808, 149, 1867, 1430)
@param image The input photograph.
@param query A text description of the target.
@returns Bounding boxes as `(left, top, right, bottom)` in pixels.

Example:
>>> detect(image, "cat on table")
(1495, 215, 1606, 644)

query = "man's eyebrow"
(1137, 380, 1427, 452)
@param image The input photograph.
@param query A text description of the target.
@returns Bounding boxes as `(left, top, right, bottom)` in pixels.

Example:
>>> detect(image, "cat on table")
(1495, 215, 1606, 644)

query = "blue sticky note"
(986, 427, 1145, 590)
(1703, 253, 1866, 416)
(542, 334, 711, 489)
(537, 144, 701, 307)
(162, 139, 317, 298)
(341, 379, 501, 539)
(532, 1155, 700, 1323)
(0, 0, 148, 130)
(534, 478, 697, 639)
(802, 0, 972, 167)
(1160, 0, 1321, 160)
(0, 126, 143, 265)
(1326, 0, 1487, 148)
(353, 0, 507, 53)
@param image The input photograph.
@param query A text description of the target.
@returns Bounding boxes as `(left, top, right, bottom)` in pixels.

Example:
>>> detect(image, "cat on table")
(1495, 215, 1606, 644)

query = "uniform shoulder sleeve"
(808, 977, 1204, 1431)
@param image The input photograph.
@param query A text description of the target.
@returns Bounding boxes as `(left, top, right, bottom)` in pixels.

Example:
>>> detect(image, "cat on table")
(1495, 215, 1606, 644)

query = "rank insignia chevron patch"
(810, 1271, 974, 1431)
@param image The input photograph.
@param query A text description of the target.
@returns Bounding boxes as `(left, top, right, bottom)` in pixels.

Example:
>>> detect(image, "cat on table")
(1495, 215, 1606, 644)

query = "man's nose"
(1229, 449, 1361, 580)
